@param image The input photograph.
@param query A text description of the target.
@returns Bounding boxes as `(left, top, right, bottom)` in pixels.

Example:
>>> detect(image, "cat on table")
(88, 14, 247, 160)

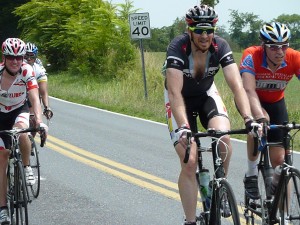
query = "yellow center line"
(38, 135, 249, 223)
(43, 136, 181, 202)
(47, 135, 178, 190)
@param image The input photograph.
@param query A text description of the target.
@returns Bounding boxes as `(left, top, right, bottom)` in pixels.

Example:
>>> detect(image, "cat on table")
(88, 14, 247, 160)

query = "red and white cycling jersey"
(0, 62, 38, 112)
(240, 46, 300, 103)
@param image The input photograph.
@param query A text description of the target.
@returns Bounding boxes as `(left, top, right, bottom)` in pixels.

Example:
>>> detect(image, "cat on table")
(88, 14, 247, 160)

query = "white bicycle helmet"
(260, 22, 291, 43)
(26, 42, 38, 56)
(2, 38, 26, 56)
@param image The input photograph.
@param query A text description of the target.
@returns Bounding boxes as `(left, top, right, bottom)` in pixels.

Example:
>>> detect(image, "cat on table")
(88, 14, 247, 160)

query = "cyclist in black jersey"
(163, 4, 259, 225)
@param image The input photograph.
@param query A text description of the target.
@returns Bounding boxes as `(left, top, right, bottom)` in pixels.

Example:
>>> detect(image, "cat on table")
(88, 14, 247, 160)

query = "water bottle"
(199, 168, 211, 209)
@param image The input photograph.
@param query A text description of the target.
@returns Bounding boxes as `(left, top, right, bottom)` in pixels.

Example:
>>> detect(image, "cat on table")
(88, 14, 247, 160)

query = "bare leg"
(176, 141, 198, 222)
(0, 149, 9, 207)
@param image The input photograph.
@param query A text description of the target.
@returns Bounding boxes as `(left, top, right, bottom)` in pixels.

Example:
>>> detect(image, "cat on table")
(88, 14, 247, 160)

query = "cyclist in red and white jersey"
(163, 4, 258, 225)
(25, 42, 53, 120)
(0, 38, 48, 224)
(241, 22, 300, 199)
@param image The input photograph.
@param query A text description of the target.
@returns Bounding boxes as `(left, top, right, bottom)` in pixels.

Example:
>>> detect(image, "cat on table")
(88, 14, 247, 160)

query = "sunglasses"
(24, 55, 36, 60)
(265, 43, 289, 51)
(189, 27, 215, 35)
(5, 55, 23, 61)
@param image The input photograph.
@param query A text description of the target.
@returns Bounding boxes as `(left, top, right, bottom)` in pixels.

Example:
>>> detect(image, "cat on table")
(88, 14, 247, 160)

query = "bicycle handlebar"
(269, 122, 300, 131)
(184, 128, 248, 163)
(0, 127, 46, 147)
(253, 122, 300, 156)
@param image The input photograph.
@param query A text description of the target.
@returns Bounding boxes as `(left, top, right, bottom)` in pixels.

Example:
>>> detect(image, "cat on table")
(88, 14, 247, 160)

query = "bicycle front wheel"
(14, 160, 29, 225)
(210, 179, 241, 225)
(275, 168, 300, 225)
(29, 135, 41, 198)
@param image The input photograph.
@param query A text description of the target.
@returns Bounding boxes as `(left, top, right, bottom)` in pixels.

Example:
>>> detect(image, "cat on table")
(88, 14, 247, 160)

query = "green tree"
(228, 10, 263, 50)
(0, 0, 30, 43)
(14, 0, 136, 78)
(275, 14, 300, 50)
(201, 0, 219, 7)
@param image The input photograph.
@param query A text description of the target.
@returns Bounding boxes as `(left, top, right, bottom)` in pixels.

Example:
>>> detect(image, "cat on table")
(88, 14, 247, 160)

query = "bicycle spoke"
(276, 169, 300, 225)
(29, 135, 41, 198)
(210, 180, 241, 225)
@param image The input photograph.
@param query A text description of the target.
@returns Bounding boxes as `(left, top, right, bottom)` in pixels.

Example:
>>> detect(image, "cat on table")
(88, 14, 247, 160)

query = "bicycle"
(1, 127, 45, 225)
(243, 122, 300, 225)
(28, 113, 49, 198)
(186, 126, 248, 225)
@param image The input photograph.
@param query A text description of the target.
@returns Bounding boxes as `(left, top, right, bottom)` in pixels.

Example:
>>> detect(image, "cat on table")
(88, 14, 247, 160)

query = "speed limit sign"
(129, 13, 151, 40)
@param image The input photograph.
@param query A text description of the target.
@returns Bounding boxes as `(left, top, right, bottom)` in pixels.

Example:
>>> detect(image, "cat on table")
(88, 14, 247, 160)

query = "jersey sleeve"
(240, 47, 256, 76)
(34, 63, 48, 82)
(165, 35, 188, 72)
(292, 50, 300, 80)
(21, 64, 38, 91)
(215, 37, 235, 68)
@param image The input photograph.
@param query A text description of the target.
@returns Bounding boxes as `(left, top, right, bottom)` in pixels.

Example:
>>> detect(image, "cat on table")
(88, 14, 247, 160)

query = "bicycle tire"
(7, 160, 15, 225)
(274, 167, 300, 225)
(14, 160, 29, 225)
(209, 179, 241, 225)
(29, 134, 41, 198)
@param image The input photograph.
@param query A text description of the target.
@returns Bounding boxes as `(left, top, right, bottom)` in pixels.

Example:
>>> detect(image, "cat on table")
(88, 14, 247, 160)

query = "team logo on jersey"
(242, 55, 254, 69)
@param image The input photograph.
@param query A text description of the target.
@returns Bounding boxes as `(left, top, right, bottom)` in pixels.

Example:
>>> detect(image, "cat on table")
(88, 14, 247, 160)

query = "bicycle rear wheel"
(14, 160, 29, 225)
(29, 134, 41, 198)
(210, 179, 241, 225)
(275, 168, 300, 225)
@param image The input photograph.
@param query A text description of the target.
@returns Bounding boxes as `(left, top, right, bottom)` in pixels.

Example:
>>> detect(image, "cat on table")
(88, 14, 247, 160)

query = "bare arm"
(242, 72, 265, 119)
(222, 63, 253, 120)
(28, 88, 43, 125)
(38, 81, 49, 109)
(166, 68, 189, 127)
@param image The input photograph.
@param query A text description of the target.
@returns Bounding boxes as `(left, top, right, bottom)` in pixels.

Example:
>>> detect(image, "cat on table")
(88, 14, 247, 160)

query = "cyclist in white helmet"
(241, 22, 300, 199)
(25, 42, 53, 121)
(0, 38, 48, 225)
(163, 4, 258, 225)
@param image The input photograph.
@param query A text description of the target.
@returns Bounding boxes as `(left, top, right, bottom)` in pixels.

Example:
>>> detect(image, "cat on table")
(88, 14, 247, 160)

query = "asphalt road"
(27, 97, 300, 225)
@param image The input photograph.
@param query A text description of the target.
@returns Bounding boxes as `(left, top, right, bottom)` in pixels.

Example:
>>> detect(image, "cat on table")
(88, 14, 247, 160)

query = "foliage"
(228, 10, 263, 50)
(274, 14, 300, 50)
(47, 51, 300, 150)
(0, 0, 30, 43)
(201, 0, 219, 7)
(14, 0, 136, 78)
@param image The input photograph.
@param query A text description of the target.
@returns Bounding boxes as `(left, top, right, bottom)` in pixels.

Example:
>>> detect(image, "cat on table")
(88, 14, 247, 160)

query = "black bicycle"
(1, 127, 45, 225)
(28, 114, 48, 199)
(186, 127, 248, 225)
(243, 122, 300, 225)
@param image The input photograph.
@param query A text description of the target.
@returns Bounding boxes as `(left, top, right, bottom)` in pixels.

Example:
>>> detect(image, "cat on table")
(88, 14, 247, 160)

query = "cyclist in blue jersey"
(163, 4, 259, 225)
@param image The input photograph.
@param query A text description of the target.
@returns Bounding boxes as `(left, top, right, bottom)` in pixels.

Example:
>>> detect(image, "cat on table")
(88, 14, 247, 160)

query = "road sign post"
(129, 13, 151, 99)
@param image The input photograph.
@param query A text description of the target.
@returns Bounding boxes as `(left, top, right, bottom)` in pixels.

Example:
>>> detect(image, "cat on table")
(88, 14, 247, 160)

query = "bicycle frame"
(244, 122, 300, 225)
(185, 113, 247, 225)
(1, 127, 44, 225)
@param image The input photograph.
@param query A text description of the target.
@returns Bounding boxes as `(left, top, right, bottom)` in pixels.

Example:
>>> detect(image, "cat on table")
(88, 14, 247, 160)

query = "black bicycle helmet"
(185, 4, 218, 27)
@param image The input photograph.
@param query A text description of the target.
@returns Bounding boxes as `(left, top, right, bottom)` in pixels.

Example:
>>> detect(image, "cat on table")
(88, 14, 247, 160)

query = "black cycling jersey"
(165, 32, 235, 97)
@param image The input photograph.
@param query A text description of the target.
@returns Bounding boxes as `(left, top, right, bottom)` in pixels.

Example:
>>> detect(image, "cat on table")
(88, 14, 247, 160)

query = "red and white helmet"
(2, 38, 26, 56)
